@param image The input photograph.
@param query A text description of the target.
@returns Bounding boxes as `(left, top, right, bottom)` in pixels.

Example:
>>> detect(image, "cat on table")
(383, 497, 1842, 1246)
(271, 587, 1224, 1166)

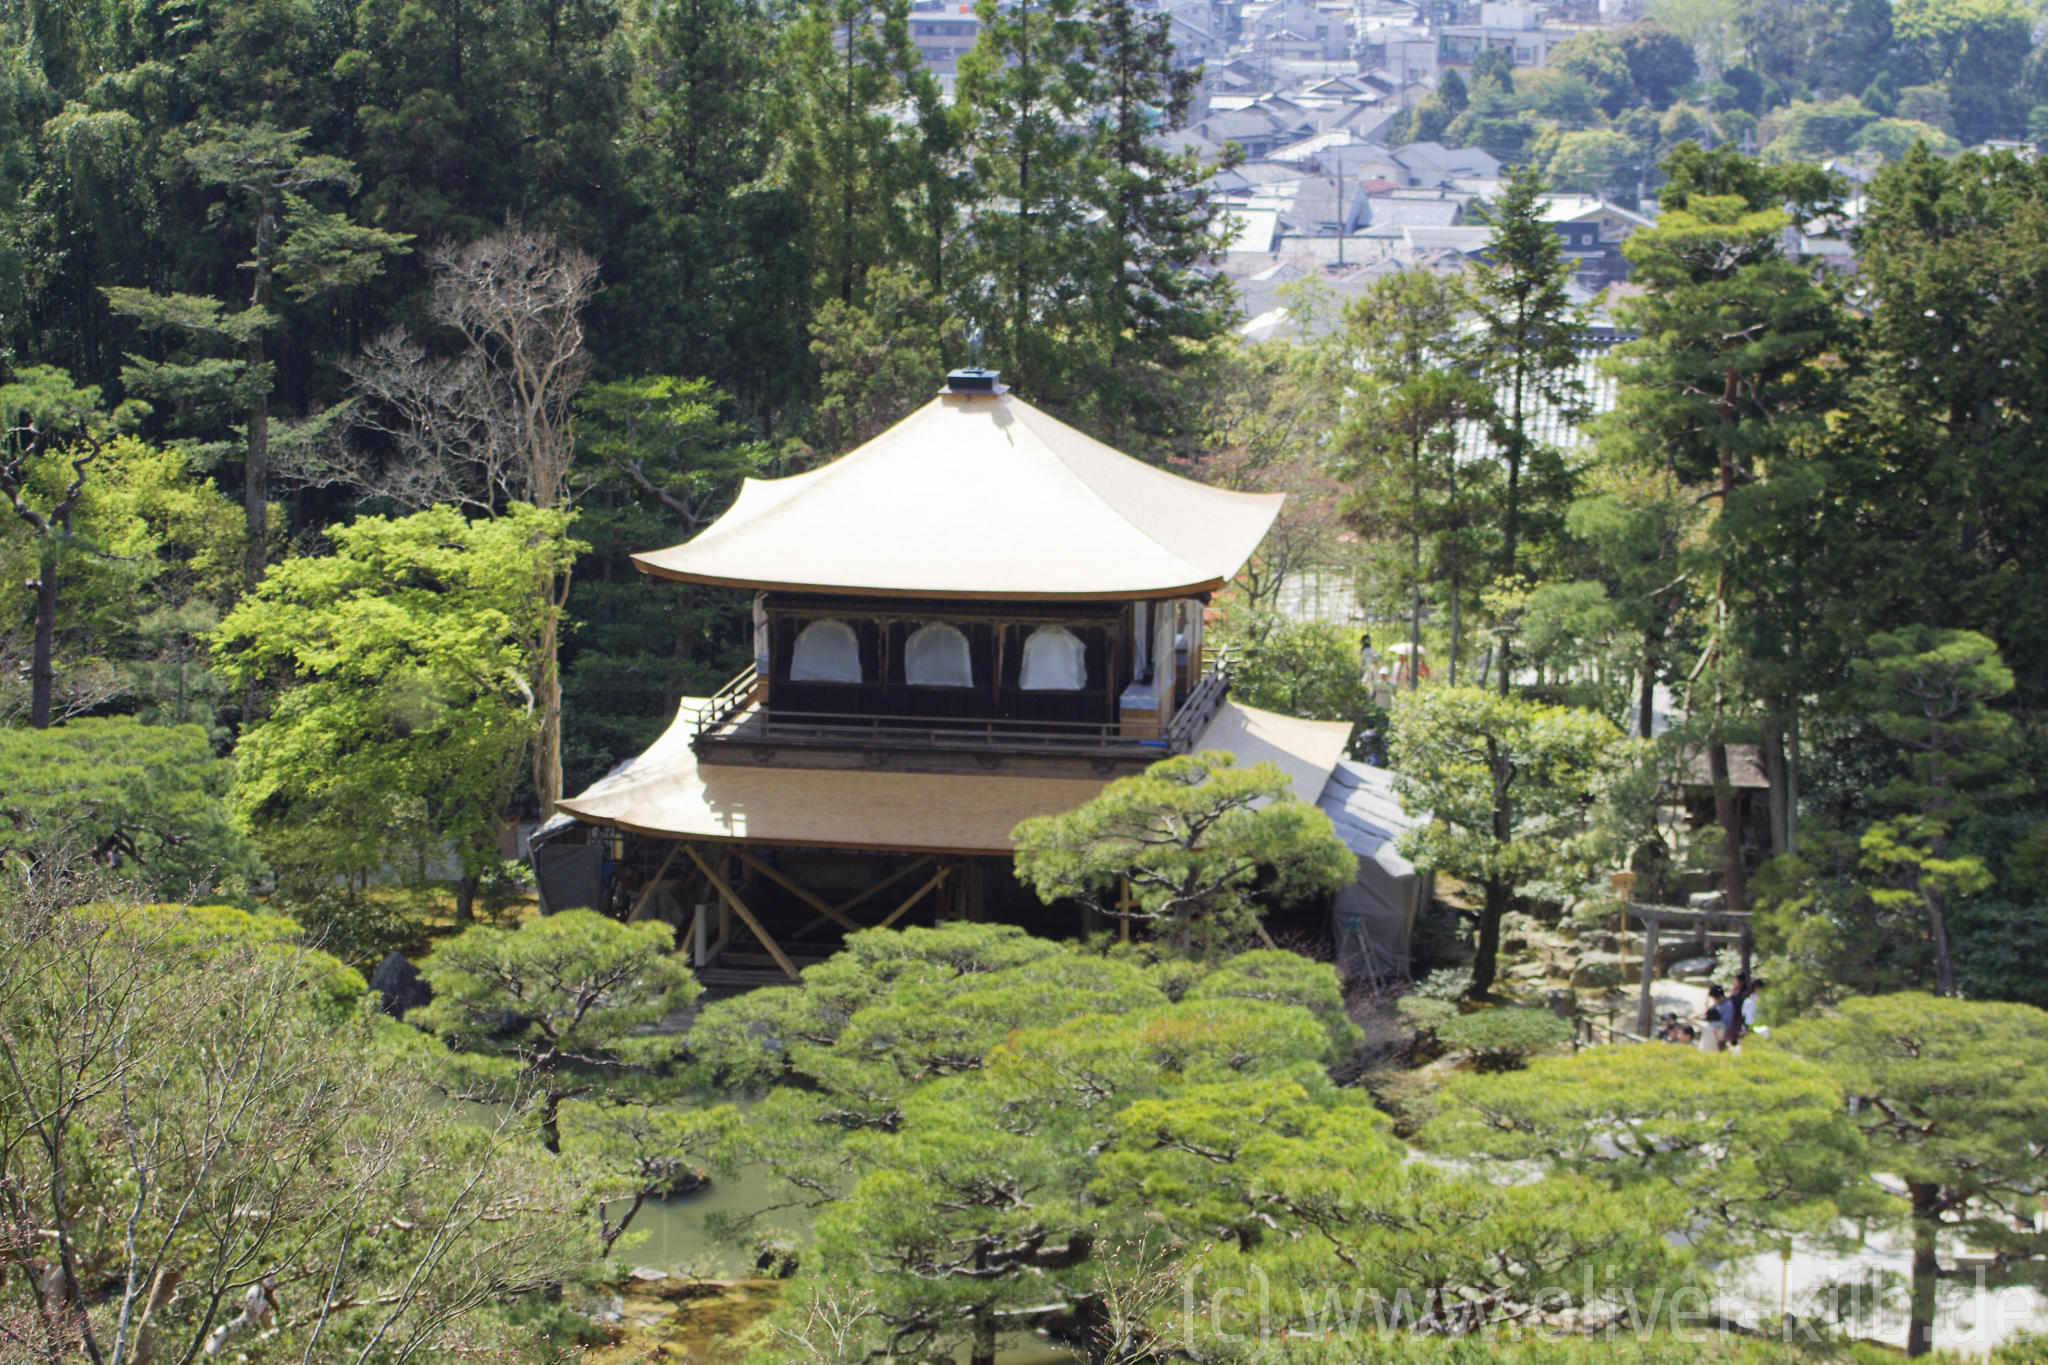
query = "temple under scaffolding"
(535, 368, 1424, 985)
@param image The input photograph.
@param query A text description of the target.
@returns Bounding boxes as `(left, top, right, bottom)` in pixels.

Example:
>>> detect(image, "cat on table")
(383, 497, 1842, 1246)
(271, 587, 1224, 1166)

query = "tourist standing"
(1696, 985, 1728, 1052)
(1739, 978, 1767, 1044)
(1727, 973, 1752, 1049)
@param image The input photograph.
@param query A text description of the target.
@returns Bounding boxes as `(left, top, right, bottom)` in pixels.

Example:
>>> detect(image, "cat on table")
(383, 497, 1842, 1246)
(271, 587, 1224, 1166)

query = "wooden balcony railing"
(692, 651, 1239, 762)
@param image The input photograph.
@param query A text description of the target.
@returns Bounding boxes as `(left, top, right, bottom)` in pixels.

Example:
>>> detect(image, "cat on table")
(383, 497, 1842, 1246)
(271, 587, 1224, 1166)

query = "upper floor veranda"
(691, 591, 1233, 776)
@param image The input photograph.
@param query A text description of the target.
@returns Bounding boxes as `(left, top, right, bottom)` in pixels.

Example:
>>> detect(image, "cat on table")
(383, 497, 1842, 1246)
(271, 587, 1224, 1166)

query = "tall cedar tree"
(1086, 0, 1235, 451)
(1838, 147, 2048, 709)
(1602, 144, 1842, 910)
(1850, 627, 2016, 996)
(904, 68, 975, 293)
(956, 0, 1097, 404)
(777, 0, 920, 306)
(341, 0, 628, 246)
(1463, 166, 1587, 694)
(627, 0, 811, 428)
(1329, 271, 1491, 686)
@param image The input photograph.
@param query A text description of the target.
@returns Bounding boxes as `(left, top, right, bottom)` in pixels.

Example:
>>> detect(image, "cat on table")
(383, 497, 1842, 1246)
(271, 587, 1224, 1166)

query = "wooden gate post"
(1636, 914, 1660, 1038)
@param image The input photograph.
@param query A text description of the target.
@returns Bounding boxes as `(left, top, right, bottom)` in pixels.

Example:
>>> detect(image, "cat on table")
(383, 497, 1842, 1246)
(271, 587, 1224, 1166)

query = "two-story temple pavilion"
(535, 369, 1426, 986)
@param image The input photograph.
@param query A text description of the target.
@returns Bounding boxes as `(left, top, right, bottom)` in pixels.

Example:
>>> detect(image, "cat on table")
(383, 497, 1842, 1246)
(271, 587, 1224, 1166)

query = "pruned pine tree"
(1010, 751, 1354, 955)
(0, 366, 146, 727)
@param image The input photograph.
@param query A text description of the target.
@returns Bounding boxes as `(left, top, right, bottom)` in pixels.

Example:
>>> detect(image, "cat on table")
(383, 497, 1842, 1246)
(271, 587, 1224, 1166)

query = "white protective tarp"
(1019, 625, 1087, 691)
(906, 622, 973, 687)
(790, 619, 863, 683)
(1317, 760, 1429, 977)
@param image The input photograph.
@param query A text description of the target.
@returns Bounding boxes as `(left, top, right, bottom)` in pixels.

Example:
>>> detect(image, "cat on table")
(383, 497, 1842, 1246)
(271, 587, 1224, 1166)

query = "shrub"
(1438, 1006, 1573, 1071)
(1410, 966, 1473, 1000)
(1395, 994, 1457, 1033)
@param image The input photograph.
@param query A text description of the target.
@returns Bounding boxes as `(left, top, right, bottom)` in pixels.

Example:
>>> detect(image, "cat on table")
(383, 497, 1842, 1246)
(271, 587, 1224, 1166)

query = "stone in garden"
(1570, 952, 1626, 989)
(369, 952, 431, 1019)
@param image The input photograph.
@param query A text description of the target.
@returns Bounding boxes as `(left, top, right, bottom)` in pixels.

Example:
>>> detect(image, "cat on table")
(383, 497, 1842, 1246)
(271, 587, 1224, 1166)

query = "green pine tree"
(1462, 166, 1588, 693)
(101, 123, 407, 589)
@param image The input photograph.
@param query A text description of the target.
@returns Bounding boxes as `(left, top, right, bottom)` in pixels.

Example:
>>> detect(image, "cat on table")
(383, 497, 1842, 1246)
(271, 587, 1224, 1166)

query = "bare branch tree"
(310, 225, 598, 814)
(0, 878, 588, 1364)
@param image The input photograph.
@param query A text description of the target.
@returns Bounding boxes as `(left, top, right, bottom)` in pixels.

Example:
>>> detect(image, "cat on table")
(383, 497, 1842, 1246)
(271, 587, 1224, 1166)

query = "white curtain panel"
(905, 622, 974, 687)
(789, 618, 863, 683)
(1019, 625, 1086, 691)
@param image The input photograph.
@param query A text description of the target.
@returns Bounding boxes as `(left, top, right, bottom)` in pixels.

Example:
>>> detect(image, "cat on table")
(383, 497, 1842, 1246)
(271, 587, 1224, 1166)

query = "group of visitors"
(1688, 974, 1766, 1052)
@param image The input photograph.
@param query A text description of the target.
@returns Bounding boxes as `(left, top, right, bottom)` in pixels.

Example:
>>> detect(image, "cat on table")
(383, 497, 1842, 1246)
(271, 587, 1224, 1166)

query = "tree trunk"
(1470, 874, 1509, 998)
(1637, 645, 1656, 739)
(971, 1304, 997, 1365)
(1408, 522, 1423, 693)
(1636, 614, 1666, 740)
(29, 548, 56, 729)
(1471, 738, 1512, 998)
(455, 873, 480, 924)
(1925, 822, 1957, 995)
(1709, 373, 1746, 913)
(1786, 707, 1801, 855)
(1447, 572, 1461, 688)
(541, 1090, 562, 1155)
(1708, 738, 1748, 915)
(1906, 1183, 1941, 1357)
(244, 193, 276, 593)
(599, 1193, 648, 1257)
(532, 569, 572, 817)
(1761, 710, 1791, 860)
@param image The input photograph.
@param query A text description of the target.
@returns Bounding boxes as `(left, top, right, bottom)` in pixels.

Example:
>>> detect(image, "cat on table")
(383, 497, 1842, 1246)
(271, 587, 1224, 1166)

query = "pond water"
(609, 1156, 809, 1276)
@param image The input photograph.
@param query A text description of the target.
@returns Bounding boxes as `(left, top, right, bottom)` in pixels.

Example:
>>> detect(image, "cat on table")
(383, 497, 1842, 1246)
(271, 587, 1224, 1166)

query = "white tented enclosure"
(905, 622, 974, 687)
(1019, 625, 1086, 691)
(1316, 760, 1430, 984)
(790, 618, 863, 682)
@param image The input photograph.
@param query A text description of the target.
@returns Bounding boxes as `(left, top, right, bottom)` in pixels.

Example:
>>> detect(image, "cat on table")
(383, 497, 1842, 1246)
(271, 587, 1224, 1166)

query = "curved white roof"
(631, 392, 1285, 600)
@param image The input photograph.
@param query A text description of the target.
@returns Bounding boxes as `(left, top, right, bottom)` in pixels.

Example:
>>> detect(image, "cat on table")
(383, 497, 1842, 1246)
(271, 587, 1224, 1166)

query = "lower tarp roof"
(553, 700, 1353, 855)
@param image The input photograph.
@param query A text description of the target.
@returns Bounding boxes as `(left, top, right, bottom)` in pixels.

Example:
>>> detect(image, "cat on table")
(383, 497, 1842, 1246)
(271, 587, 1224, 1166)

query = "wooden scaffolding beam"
(685, 845, 801, 981)
(875, 862, 952, 930)
(732, 849, 862, 934)
(791, 855, 935, 940)
(628, 842, 684, 919)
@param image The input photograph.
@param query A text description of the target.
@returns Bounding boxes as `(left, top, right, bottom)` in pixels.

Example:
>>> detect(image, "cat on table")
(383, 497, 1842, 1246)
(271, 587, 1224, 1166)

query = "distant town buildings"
(894, 0, 1848, 327)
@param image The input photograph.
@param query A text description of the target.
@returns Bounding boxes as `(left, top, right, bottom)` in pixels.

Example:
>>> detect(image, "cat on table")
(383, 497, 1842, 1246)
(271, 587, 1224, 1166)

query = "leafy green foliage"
(1391, 685, 1640, 995)
(1012, 750, 1354, 954)
(1427, 1043, 1874, 1252)
(1329, 269, 1492, 681)
(1756, 628, 2019, 1001)
(1461, 166, 1589, 689)
(1224, 615, 1386, 759)
(1182, 946, 1363, 1064)
(0, 890, 586, 1361)
(713, 924, 1690, 1364)
(216, 504, 583, 903)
